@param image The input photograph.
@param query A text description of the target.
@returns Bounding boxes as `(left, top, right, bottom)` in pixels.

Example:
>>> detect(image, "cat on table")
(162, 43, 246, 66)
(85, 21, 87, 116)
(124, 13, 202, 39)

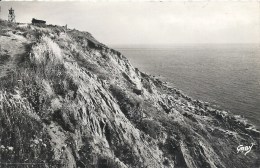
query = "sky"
(0, 1, 259, 46)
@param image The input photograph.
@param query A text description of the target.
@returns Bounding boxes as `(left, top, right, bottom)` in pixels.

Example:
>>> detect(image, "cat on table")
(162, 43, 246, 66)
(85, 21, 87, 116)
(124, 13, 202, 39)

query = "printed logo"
(237, 143, 254, 155)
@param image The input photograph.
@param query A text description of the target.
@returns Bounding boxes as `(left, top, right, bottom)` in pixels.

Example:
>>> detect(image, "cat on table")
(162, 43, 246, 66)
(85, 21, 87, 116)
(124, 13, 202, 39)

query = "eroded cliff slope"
(0, 21, 259, 168)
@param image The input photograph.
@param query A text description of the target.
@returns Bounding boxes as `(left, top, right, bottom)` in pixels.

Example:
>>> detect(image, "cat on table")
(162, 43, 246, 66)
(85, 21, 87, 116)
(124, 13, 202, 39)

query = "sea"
(114, 44, 260, 128)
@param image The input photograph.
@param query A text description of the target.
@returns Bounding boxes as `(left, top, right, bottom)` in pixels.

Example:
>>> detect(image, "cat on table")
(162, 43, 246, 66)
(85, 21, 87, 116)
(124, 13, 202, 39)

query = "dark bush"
(133, 88, 142, 95)
(109, 84, 143, 122)
(139, 119, 164, 139)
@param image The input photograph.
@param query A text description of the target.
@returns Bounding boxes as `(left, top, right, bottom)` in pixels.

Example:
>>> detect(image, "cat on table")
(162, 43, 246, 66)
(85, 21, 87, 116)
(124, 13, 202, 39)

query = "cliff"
(0, 20, 259, 168)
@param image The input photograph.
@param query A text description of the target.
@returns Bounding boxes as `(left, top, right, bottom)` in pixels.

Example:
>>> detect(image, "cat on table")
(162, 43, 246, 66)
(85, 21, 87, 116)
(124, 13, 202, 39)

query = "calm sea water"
(115, 44, 260, 128)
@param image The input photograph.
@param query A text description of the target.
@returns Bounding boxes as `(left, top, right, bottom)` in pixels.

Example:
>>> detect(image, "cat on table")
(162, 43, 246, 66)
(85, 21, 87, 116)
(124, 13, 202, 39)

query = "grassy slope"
(0, 20, 259, 168)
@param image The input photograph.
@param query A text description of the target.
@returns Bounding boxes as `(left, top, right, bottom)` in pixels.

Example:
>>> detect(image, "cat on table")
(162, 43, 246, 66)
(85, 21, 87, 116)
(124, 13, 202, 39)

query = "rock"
(133, 88, 142, 95)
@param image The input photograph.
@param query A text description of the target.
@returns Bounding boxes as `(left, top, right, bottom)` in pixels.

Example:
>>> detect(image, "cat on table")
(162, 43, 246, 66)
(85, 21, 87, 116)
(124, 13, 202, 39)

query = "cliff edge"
(0, 21, 259, 168)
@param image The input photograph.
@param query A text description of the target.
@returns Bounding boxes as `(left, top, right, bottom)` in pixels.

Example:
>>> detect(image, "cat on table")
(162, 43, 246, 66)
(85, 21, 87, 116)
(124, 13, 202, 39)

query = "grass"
(138, 119, 164, 139)
(0, 54, 10, 65)
(30, 35, 63, 66)
(0, 89, 52, 164)
(109, 84, 143, 122)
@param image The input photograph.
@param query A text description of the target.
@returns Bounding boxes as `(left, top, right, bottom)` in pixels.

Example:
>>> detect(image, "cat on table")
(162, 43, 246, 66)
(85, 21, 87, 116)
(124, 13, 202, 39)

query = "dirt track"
(0, 32, 28, 78)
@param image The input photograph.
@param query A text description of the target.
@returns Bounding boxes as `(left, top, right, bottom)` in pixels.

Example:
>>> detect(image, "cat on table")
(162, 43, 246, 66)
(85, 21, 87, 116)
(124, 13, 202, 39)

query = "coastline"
(147, 71, 260, 134)
(116, 45, 260, 129)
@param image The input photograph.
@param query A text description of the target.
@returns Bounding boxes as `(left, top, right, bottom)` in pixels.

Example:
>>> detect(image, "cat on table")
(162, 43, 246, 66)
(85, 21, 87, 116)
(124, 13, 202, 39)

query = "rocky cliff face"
(0, 20, 259, 168)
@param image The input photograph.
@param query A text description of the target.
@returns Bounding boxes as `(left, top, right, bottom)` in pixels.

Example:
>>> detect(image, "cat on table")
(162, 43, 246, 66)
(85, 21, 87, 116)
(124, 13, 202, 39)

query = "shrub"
(30, 35, 63, 66)
(0, 54, 10, 65)
(97, 156, 122, 168)
(139, 119, 164, 139)
(109, 84, 143, 122)
(0, 90, 51, 164)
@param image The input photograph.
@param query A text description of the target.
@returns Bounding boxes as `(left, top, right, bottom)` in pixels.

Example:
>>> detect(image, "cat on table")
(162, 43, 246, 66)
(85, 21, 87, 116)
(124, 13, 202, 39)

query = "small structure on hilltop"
(8, 7, 15, 23)
(32, 18, 46, 25)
